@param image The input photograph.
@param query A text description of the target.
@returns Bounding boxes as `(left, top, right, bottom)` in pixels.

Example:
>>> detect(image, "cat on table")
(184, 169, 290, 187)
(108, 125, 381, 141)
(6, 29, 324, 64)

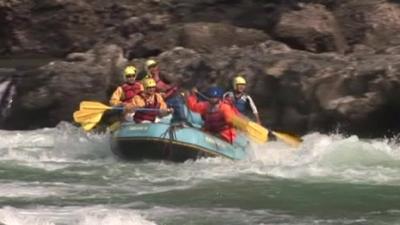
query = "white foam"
(111, 132, 400, 187)
(2, 123, 400, 186)
(0, 206, 157, 225)
(235, 132, 400, 184)
(0, 182, 65, 198)
(0, 122, 114, 167)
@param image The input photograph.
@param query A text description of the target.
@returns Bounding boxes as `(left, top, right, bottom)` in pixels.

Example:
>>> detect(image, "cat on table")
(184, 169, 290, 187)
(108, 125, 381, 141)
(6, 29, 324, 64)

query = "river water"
(0, 122, 400, 225)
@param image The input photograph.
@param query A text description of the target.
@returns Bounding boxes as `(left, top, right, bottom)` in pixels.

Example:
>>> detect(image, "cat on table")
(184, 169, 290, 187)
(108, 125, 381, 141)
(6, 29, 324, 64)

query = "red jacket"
(187, 94, 237, 143)
(155, 79, 178, 100)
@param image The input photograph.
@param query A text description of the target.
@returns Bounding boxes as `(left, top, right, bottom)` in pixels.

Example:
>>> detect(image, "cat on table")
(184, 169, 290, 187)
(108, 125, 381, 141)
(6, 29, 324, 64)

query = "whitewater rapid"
(1, 122, 400, 185)
(1, 122, 400, 225)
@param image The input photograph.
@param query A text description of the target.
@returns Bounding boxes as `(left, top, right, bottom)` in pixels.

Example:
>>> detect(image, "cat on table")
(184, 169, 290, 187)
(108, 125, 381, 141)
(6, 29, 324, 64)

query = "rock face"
(1, 44, 126, 129)
(274, 3, 348, 53)
(1, 0, 400, 138)
(335, 0, 400, 52)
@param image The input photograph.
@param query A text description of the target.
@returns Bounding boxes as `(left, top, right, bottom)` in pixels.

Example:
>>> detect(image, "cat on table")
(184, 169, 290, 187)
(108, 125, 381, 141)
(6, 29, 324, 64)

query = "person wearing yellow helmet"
(109, 65, 144, 107)
(145, 59, 158, 73)
(143, 59, 179, 101)
(143, 59, 159, 80)
(223, 75, 261, 124)
(128, 78, 172, 123)
(142, 59, 188, 123)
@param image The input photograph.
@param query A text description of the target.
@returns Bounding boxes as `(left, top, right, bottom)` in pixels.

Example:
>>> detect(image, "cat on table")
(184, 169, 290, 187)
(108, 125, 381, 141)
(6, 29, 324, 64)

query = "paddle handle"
(135, 108, 163, 112)
(194, 90, 210, 100)
(112, 106, 124, 111)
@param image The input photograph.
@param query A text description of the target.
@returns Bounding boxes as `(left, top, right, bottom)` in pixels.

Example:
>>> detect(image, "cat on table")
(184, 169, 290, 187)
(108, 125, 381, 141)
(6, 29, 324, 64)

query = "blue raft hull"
(111, 122, 249, 162)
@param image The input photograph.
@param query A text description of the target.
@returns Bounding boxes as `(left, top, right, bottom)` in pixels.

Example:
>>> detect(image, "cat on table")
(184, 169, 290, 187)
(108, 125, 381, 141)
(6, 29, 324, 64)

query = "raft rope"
(159, 123, 180, 159)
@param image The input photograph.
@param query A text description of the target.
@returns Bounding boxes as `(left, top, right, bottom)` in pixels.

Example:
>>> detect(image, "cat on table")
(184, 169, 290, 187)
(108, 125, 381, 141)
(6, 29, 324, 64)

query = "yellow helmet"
(145, 59, 158, 69)
(142, 78, 157, 89)
(233, 75, 247, 89)
(124, 66, 137, 77)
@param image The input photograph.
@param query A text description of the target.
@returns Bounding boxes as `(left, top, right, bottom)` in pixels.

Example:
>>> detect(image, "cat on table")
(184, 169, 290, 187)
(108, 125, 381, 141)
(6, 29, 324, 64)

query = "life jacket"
(133, 94, 160, 123)
(225, 92, 250, 115)
(121, 82, 142, 103)
(155, 79, 178, 100)
(203, 103, 229, 133)
(145, 74, 178, 100)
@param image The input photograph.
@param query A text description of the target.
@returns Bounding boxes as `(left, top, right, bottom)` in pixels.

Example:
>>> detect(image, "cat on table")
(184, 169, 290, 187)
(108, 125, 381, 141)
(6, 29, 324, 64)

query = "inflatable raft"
(111, 122, 249, 162)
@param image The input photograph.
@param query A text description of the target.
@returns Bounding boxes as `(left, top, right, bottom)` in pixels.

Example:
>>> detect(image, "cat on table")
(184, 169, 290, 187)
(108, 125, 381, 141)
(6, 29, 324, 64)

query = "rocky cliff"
(1, 0, 400, 137)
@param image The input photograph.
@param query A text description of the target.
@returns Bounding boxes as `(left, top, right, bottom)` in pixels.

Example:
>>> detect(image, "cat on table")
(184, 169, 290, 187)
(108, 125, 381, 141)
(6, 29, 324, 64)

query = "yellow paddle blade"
(80, 113, 103, 131)
(73, 101, 118, 132)
(108, 121, 121, 132)
(231, 115, 301, 147)
(247, 121, 269, 143)
(231, 115, 249, 130)
(73, 110, 103, 132)
(271, 131, 302, 148)
(231, 116, 268, 143)
(80, 101, 113, 111)
(73, 109, 105, 123)
(82, 122, 98, 131)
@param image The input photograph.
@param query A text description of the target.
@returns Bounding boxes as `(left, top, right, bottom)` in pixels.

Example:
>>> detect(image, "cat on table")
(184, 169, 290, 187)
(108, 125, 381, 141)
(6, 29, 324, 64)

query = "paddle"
(230, 115, 269, 143)
(270, 130, 302, 148)
(194, 90, 301, 147)
(79, 101, 123, 111)
(80, 113, 104, 131)
(74, 101, 164, 131)
(79, 101, 164, 113)
(231, 115, 301, 147)
(73, 109, 107, 123)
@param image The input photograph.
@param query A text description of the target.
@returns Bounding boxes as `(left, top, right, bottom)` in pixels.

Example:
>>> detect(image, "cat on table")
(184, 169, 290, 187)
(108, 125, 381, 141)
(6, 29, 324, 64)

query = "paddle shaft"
(194, 91, 210, 100)
(111, 107, 163, 112)
(75, 101, 169, 132)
